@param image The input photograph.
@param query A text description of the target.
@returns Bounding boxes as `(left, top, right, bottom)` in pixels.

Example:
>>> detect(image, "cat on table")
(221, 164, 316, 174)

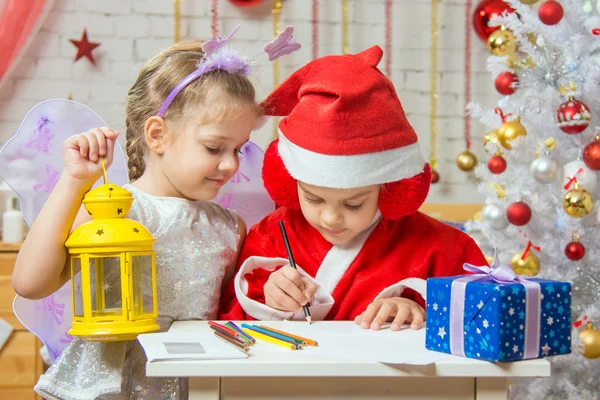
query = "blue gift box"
(425, 274, 572, 362)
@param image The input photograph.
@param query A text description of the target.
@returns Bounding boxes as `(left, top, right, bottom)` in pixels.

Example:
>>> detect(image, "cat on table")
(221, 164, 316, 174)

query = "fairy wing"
(13, 279, 76, 363)
(214, 141, 275, 229)
(0, 99, 129, 226)
(0, 99, 128, 363)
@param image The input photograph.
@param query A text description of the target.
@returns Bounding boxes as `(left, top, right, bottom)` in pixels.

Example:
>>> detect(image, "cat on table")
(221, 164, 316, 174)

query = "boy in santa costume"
(219, 46, 487, 331)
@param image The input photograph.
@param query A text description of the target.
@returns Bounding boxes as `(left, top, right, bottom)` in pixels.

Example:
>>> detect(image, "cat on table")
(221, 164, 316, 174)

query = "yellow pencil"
(242, 328, 299, 350)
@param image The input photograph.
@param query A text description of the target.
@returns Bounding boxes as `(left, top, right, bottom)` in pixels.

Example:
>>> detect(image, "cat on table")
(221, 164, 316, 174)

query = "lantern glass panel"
(131, 254, 155, 316)
(72, 257, 84, 317)
(89, 256, 123, 317)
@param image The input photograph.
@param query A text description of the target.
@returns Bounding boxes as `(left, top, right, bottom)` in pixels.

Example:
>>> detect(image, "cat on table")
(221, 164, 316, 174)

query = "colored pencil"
(214, 330, 248, 352)
(208, 321, 240, 338)
(226, 321, 255, 344)
(242, 324, 302, 347)
(225, 323, 251, 344)
(242, 328, 299, 350)
(258, 325, 318, 347)
(278, 220, 312, 324)
(209, 325, 246, 346)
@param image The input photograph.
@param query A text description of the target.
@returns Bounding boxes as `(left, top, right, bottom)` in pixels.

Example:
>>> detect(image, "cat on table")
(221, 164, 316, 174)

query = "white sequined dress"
(35, 185, 240, 400)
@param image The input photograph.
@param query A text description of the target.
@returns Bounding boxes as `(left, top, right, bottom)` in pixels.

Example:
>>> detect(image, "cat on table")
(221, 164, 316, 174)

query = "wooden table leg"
(188, 377, 220, 400)
(475, 378, 508, 400)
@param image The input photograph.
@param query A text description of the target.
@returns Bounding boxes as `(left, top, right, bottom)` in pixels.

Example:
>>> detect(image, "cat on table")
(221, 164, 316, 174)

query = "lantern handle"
(100, 157, 109, 186)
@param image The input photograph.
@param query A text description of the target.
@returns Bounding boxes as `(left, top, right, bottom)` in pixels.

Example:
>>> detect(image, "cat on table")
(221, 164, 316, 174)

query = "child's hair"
(125, 40, 262, 181)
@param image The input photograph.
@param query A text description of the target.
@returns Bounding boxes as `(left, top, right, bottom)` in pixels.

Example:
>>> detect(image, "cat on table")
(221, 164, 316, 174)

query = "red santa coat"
(219, 206, 488, 321)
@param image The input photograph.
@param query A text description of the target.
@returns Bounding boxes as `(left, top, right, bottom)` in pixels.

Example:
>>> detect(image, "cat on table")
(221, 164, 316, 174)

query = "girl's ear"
(144, 116, 169, 155)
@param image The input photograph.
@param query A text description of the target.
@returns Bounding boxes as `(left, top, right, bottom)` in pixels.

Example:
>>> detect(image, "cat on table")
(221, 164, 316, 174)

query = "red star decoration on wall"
(69, 29, 101, 65)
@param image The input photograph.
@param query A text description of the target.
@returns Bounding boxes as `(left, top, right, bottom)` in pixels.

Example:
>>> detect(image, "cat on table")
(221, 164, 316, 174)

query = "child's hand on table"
(354, 297, 425, 331)
(264, 265, 318, 312)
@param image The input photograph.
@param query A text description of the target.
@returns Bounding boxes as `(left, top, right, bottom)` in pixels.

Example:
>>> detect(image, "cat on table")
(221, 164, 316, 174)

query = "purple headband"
(157, 25, 301, 118)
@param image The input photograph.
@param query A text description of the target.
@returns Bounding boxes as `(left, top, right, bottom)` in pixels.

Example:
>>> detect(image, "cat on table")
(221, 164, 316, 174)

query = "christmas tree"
(466, 1, 600, 398)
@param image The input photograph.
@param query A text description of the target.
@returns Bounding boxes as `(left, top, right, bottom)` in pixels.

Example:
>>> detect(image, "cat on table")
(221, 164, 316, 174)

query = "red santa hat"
(260, 46, 431, 220)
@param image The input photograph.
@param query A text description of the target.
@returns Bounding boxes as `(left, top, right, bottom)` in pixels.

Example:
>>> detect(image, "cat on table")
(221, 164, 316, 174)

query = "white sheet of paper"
(138, 332, 248, 362)
(248, 321, 449, 365)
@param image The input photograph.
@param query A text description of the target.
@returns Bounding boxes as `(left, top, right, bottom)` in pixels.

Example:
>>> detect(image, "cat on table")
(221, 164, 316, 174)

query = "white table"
(146, 321, 551, 400)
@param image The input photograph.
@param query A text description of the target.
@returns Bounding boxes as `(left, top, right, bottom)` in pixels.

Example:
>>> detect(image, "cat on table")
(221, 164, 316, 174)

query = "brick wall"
(0, 0, 500, 203)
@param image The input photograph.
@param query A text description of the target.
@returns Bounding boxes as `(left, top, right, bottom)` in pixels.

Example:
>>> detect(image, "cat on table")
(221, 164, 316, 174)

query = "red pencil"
(208, 321, 240, 338)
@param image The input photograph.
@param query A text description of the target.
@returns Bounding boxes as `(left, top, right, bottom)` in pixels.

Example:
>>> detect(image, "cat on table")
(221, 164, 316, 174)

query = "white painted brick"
(222, 19, 261, 40)
(440, 71, 464, 94)
(393, 49, 428, 71)
(72, 56, 110, 82)
(44, 12, 115, 35)
(79, 0, 132, 14)
(0, 121, 23, 143)
(0, 81, 15, 101)
(14, 79, 90, 102)
(438, 93, 466, 117)
(11, 57, 37, 79)
(150, 15, 179, 38)
(401, 91, 430, 116)
(284, 0, 313, 21)
(0, 100, 45, 122)
(98, 38, 135, 61)
(111, 61, 142, 85)
(53, 0, 77, 11)
(90, 83, 131, 105)
(35, 58, 73, 80)
(26, 31, 61, 58)
(179, 1, 207, 18)
(134, 38, 173, 61)
(115, 15, 151, 38)
(133, 0, 174, 15)
(187, 17, 212, 39)
(86, 102, 126, 132)
(405, 71, 431, 92)
(473, 72, 496, 96)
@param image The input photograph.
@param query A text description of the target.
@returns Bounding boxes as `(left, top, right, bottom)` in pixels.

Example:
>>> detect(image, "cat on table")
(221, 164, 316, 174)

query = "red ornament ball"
(473, 0, 514, 43)
(507, 201, 532, 226)
(565, 241, 585, 261)
(228, 0, 263, 8)
(495, 71, 519, 95)
(539, 0, 564, 25)
(431, 169, 440, 183)
(583, 137, 600, 170)
(557, 98, 591, 134)
(488, 154, 507, 174)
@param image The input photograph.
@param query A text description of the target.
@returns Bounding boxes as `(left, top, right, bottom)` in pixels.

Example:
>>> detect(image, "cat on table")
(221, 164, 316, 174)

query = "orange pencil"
(208, 321, 240, 338)
(258, 325, 319, 347)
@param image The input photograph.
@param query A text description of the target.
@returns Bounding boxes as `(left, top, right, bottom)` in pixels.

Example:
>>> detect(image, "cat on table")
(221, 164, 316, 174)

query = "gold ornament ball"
(487, 29, 517, 57)
(520, 0, 539, 4)
(498, 118, 527, 150)
(456, 150, 478, 172)
(483, 130, 499, 153)
(579, 323, 600, 359)
(510, 251, 540, 276)
(562, 185, 594, 218)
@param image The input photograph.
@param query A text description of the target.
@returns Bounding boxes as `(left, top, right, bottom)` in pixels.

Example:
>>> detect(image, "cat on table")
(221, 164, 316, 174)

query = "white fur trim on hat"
(277, 130, 426, 188)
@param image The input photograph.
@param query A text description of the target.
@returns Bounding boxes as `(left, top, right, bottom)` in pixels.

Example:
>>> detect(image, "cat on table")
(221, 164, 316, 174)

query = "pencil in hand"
(278, 220, 312, 324)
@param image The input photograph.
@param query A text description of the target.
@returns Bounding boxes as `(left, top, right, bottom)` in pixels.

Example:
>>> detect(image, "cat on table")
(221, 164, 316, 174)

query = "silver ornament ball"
(482, 204, 510, 230)
(530, 155, 560, 183)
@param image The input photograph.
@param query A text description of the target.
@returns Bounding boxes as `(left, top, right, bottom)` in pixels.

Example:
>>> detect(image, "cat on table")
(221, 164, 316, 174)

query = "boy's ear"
(144, 116, 169, 155)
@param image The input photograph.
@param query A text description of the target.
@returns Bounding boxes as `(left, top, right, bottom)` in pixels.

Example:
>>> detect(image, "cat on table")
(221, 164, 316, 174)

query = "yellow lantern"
(66, 160, 159, 341)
